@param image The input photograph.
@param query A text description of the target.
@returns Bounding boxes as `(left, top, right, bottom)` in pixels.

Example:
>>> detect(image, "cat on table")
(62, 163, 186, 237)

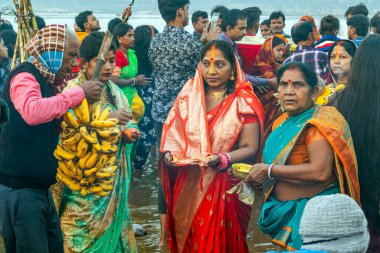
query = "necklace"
(207, 88, 227, 102)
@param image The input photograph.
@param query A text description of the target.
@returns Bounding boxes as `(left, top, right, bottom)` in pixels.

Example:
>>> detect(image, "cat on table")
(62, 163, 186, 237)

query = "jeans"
(0, 184, 63, 253)
(154, 121, 167, 214)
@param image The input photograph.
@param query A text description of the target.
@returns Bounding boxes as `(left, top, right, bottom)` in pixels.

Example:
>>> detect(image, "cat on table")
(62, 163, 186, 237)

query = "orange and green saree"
(159, 59, 264, 253)
(258, 106, 360, 251)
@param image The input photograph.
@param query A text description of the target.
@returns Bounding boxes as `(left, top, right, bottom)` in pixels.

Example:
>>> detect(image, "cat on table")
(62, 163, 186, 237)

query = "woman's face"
(83, 50, 116, 82)
(273, 43, 285, 62)
(201, 48, 233, 90)
(118, 29, 135, 49)
(278, 68, 317, 116)
(330, 45, 352, 76)
(0, 39, 9, 59)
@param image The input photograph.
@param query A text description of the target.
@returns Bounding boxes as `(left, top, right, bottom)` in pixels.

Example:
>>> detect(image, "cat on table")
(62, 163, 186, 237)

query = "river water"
(0, 155, 274, 253)
(4, 13, 349, 39)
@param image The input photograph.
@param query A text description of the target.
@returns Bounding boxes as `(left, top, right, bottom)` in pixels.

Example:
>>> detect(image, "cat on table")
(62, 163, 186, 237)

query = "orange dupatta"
(159, 57, 264, 252)
(300, 16, 321, 41)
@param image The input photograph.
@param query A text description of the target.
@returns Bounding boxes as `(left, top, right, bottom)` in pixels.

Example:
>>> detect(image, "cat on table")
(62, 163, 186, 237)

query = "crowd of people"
(0, 0, 379, 253)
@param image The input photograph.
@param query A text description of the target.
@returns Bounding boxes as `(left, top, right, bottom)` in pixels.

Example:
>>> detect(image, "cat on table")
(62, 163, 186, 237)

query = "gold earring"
(230, 74, 235, 81)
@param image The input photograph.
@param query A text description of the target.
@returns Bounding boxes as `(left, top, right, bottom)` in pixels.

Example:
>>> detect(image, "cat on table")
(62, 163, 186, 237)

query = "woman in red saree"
(253, 35, 286, 139)
(159, 40, 264, 253)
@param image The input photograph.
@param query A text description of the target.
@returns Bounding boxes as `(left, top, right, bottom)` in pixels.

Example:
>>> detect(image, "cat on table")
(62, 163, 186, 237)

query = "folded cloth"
(227, 181, 255, 205)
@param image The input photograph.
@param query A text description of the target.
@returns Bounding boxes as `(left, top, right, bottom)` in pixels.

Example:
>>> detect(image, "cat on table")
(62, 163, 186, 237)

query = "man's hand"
(122, 6, 132, 20)
(80, 81, 102, 103)
(267, 78, 278, 89)
(200, 23, 219, 44)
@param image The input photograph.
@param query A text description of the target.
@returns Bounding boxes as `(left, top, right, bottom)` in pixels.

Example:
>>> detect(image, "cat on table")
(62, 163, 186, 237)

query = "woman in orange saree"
(159, 40, 264, 253)
(253, 35, 286, 139)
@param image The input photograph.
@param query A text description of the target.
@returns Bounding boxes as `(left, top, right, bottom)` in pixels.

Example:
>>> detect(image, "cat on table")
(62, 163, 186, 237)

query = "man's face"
(216, 18, 223, 32)
(56, 33, 79, 82)
(270, 17, 285, 34)
(85, 14, 100, 32)
(180, 4, 190, 27)
(347, 25, 355, 39)
(193, 16, 209, 34)
(226, 18, 247, 42)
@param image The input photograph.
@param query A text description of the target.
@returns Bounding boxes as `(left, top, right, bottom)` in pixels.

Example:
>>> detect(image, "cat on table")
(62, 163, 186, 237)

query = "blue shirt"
(352, 36, 365, 46)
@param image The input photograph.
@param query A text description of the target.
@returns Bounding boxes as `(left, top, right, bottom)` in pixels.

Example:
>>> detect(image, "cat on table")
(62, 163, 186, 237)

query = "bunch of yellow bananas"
(54, 98, 122, 197)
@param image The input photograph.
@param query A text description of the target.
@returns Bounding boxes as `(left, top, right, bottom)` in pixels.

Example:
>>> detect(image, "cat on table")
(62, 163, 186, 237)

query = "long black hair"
(0, 35, 10, 75)
(337, 34, 380, 232)
(200, 40, 237, 93)
(134, 25, 157, 76)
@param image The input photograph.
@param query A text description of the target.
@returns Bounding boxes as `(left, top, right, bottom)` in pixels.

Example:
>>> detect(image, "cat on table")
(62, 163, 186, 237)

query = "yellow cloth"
(315, 86, 333, 105)
(75, 31, 88, 44)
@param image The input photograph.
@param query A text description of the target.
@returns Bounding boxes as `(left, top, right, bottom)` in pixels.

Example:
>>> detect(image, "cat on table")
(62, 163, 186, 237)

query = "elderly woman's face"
(278, 68, 317, 116)
(201, 48, 233, 89)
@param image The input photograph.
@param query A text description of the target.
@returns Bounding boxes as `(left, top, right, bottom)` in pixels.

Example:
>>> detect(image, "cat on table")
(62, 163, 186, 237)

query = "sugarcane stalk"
(91, 31, 113, 82)
(19, 31, 24, 63)
(21, 0, 31, 38)
(11, 32, 20, 68)
(26, 0, 37, 32)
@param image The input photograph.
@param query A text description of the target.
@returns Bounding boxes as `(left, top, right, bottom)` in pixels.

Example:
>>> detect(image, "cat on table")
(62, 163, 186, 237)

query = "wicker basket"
(50, 180, 65, 211)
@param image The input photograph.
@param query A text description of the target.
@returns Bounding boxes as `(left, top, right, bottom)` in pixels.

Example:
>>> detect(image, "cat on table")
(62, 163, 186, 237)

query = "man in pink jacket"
(0, 25, 101, 253)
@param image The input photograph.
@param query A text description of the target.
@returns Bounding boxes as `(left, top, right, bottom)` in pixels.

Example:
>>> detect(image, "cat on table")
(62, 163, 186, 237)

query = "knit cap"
(300, 194, 369, 253)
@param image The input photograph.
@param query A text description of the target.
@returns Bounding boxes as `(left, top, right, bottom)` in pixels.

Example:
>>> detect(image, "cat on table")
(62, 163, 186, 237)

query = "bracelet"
(216, 152, 231, 171)
(268, 164, 275, 179)
(131, 78, 136, 87)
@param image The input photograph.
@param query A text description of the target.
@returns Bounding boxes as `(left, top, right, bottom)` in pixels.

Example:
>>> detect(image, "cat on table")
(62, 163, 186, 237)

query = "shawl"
(25, 24, 66, 85)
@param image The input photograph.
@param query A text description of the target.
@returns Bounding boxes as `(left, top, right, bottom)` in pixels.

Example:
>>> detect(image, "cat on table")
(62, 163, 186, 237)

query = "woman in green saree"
(245, 62, 360, 251)
(111, 23, 151, 123)
(59, 32, 139, 252)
